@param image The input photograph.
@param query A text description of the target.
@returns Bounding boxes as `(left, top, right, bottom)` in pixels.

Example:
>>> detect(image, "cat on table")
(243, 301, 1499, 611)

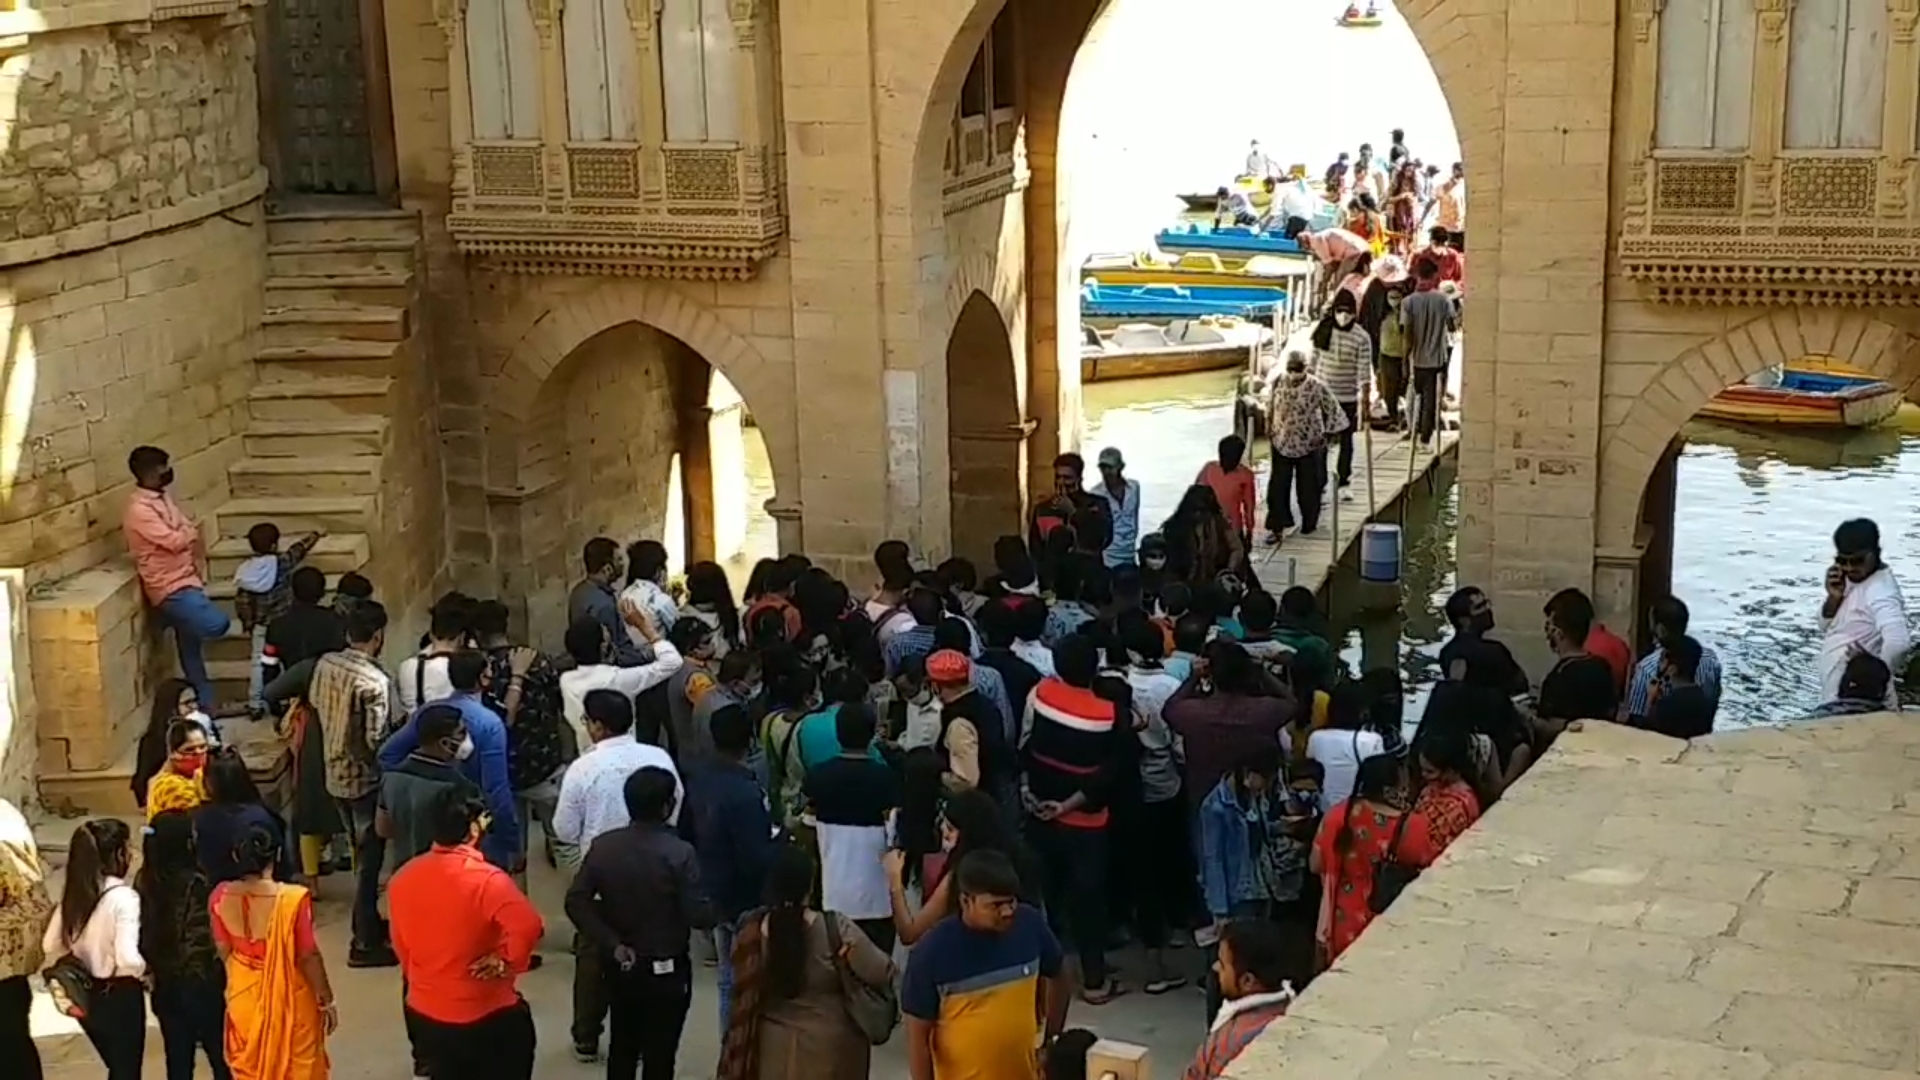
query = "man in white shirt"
(395, 597, 467, 716)
(1820, 518, 1911, 706)
(1351, 143, 1388, 204)
(559, 608, 683, 753)
(616, 540, 682, 654)
(550, 688, 682, 1064)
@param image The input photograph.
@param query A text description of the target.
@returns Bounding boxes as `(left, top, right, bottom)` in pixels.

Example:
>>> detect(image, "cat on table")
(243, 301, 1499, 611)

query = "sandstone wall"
(0, 15, 267, 793)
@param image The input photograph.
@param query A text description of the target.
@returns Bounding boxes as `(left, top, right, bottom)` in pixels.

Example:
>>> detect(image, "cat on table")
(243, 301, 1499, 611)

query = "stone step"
(215, 495, 375, 542)
(265, 272, 413, 309)
(39, 747, 141, 819)
(230, 455, 381, 499)
(255, 337, 403, 382)
(247, 377, 393, 422)
(206, 572, 344, 604)
(204, 620, 260, 665)
(262, 305, 409, 346)
(244, 417, 389, 458)
(267, 238, 415, 279)
(266, 209, 418, 247)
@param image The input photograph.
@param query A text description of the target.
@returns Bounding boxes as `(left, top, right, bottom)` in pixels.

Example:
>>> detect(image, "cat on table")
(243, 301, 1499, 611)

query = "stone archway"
(488, 279, 802, 545)
(947, 289, 1027, 563)
(1596, 308, 1920, 552)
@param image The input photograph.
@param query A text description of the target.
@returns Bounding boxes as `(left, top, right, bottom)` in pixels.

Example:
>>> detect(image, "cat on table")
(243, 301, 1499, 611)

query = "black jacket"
(565, 822, 718, 959)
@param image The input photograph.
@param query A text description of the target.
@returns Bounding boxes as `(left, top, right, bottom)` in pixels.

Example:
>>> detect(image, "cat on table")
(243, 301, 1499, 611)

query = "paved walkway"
(1225, 712, 1920, 1079)
(29, 841, 1212, 1079)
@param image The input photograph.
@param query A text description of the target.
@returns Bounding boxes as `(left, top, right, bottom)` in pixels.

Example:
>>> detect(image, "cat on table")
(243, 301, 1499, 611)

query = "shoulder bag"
(822, 912, 900, 1045)
(1367, 808, 1420, 914)
(43, 883, 128, 1019)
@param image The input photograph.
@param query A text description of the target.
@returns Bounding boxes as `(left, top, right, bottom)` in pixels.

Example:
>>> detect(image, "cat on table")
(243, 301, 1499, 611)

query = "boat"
(1080, 281, 1288, 323)
(1338, 5, 1382, 27)
(1155, 223, 1306, 258)
(1176, 176, 1273, 214)
(1080, 251, 1307, 289)
(1697, 364, 1903, 428)
(1082, 319, 1269, 383)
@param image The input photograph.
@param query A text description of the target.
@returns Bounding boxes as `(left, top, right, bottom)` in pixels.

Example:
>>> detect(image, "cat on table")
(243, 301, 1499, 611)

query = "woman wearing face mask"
(134, 680, 216, 811)
(1376, 284, 1412, 429)
(145, 721, 213, 822)
(882, 788, 1043, 946)
(1311, 291, 1373, 493)
(1261, 351, 1349, 544)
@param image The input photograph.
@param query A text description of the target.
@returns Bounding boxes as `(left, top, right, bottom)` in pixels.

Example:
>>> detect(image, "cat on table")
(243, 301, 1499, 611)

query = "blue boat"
(1080, 281, 1287, 321)
(1155, 224, 1308, 258)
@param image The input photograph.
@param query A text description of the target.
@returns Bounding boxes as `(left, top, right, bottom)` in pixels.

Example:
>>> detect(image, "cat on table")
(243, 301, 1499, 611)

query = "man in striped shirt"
(1311, 291, 1373, 497)
(1019, 634, 1133, 1003)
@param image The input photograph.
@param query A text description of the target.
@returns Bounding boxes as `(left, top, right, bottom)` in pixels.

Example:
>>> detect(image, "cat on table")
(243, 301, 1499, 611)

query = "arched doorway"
(480, 281, 798, 646)
(947, 290, 1026, 562)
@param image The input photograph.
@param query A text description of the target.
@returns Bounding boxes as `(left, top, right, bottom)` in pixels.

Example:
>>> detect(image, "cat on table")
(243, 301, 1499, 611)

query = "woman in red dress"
(1310, 754, 1434, 965)
(1412, 727, 1485, 856)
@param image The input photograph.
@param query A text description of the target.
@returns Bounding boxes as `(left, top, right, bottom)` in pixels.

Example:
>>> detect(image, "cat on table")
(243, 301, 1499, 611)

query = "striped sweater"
(1184, 989, 1294, 1080)
(1313, 324, 1373, 403)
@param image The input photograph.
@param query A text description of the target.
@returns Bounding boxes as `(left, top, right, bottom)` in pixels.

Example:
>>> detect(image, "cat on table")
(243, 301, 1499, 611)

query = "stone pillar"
(628, 0, 667, 200)
(777, 0, 894, 575)
(0, 570, 36, 806)
(532, 0, 570, 200)
(1745, 0, 1794, 213)
(1881, 0, 1919, 217)
(436, 0, 476, 194)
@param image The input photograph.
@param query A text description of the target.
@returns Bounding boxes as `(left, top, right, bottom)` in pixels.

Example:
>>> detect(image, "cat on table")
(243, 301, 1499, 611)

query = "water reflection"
(1082, 370, 1241, 531)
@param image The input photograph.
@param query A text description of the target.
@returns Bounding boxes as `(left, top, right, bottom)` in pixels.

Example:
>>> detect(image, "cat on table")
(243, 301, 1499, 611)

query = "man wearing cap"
(1092, 448, 1142, 570)
(927, 650, 1013, 804)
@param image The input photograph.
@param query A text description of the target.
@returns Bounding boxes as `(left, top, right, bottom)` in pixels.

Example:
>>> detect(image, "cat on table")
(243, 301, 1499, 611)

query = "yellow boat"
(1697, 360, 1903, 428)
(1081, 251, 1307, 290)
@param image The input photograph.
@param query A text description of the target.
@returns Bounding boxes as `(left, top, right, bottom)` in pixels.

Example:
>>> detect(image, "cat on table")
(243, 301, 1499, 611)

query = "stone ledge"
(0, 0, 261, 42)
(1225, 714, 1920, 1078)
(26, 557, 156, 773)
(0, 169, 267, 269)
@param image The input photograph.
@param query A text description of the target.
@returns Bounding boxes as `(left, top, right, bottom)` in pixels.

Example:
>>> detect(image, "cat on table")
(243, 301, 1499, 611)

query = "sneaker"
(347, 943, 399, 969)
(572, 1042, 601, 1064)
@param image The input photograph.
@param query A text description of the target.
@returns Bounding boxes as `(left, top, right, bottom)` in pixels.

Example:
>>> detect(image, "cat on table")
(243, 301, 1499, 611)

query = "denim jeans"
(159, 586, 231, 709)
(333, 791, 386, 950)
(714, 918, 738, 1033)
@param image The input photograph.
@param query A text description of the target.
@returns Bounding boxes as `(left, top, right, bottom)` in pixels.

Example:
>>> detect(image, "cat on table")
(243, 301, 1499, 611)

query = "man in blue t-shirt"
(901, 851, 1071, 1080)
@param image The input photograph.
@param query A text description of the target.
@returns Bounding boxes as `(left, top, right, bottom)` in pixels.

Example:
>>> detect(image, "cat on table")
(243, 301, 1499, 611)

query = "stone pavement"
(30, 840, 1212, 1079)
(1225, 712, 1920, 1079)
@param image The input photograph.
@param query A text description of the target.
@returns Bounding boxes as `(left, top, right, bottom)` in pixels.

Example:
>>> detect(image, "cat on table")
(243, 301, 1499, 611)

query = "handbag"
(43, 954, 94, 1019)
(823, 912, 899, 1045)
(1367, 808, 1420, 914)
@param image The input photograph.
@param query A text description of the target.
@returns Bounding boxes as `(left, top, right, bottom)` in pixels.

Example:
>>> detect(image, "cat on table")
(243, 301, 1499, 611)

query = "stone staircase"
(36, 205, 422, 812)
(197, 206, 422, 700)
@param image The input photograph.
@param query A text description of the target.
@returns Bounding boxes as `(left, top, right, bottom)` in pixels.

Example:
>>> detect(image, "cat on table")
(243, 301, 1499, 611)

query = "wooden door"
(259, 0, 398, 197)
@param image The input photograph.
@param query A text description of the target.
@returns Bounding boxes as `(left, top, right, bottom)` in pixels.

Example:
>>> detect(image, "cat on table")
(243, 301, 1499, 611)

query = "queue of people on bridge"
(0, 433, 1910, 1080)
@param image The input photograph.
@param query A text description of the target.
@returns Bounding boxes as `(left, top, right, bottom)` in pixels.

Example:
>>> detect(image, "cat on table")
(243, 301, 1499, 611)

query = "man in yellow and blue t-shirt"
(902, 850, 1070, 1080)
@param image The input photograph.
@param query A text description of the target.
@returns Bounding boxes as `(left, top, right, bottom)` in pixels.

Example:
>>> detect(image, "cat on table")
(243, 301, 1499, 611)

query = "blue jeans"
(159, 587, 230, 709)
(715, 918, 738, 1033)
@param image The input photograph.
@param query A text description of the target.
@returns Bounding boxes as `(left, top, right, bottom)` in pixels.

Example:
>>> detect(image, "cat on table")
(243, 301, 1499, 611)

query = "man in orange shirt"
(390, 789, 545, 1080)
(123, 445, 230, 709)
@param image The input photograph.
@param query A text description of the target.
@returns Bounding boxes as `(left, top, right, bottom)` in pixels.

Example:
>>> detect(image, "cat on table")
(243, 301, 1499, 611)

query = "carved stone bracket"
(1894, 0, 1919, 44)
(1629, 0, 1663, 42)
(1755, 0, 1791, 41)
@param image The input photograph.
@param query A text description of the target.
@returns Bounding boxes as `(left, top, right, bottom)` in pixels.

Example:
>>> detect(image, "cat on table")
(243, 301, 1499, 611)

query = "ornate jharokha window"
(442, 0, 783, 279)
(1620, 0, 1920, 305)
(942, 5, 1027, 216)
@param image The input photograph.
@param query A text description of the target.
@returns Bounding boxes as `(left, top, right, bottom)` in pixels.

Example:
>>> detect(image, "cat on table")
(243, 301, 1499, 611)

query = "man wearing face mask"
(376, 705, 478, 871)
(380, 651, 526, 873)
(1262, 350, 1349, 543)
(1438, 587, 1528, 697)
(569, 537, 648, 666)
(123, 444, 230, 711)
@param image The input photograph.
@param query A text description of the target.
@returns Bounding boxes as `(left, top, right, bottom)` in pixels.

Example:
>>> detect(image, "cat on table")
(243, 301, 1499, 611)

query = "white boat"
(1080, 318, 1271, 383)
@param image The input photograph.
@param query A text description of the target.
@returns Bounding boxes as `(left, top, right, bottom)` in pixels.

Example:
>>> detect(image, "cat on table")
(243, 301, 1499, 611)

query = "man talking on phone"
(1819, 518, 1911, 707)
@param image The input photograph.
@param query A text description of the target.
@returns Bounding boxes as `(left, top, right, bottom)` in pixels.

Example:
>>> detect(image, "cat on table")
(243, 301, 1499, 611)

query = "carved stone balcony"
(943, 106, 1027, 217)
(1619, 154, 1920, 306)
(447, 142, 784, 280)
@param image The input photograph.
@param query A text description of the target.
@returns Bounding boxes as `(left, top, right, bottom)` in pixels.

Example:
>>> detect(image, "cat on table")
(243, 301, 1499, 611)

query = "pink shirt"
(1301, 228, 1369, 266)
(1196, 462, 1257, 535)
(123, 488, 202, 604)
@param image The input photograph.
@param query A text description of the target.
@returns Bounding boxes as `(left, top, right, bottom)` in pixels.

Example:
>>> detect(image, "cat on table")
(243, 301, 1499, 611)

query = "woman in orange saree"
(210, 822, 336, 1079)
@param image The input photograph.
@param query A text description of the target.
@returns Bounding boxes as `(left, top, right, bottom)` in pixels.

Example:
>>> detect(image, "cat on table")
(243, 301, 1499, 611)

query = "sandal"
(1143, 976, 1187, 995)
(1081, 980, 1128, 1005)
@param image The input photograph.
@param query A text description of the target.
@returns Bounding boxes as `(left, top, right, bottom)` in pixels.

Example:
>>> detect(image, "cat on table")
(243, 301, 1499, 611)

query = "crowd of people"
(0, 417, 1910, 1080)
